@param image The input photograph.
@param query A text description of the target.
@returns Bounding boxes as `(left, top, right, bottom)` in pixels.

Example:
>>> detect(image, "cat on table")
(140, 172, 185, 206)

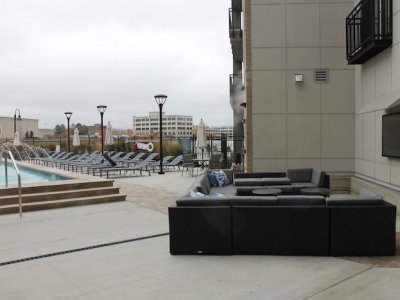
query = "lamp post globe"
(64, 112, 72, 153)
(154, 94, 167, 174)
(97, 105, 107, 154)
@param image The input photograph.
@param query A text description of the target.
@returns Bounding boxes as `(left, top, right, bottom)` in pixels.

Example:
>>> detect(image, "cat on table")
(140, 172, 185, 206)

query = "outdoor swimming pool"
(0, 162, 70, 185)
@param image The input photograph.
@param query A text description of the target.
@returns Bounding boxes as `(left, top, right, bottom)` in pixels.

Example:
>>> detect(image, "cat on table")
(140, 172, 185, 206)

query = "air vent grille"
(314, 69, 329, 83)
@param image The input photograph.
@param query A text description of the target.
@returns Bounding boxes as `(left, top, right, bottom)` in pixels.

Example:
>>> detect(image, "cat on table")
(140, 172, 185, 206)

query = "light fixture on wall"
(294, 74, 304, 83)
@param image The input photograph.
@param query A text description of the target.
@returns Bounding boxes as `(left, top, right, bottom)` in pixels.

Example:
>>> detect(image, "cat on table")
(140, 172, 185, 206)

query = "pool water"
(0, 162, 69, 185)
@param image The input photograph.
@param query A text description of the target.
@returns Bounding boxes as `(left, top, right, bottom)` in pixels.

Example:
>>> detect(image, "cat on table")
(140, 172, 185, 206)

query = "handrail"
(1, 151, 23, 217)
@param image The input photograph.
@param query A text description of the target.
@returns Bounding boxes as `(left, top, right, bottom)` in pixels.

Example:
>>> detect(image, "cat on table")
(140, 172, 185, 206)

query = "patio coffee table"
(301, 187, 330, 197)
(252, 188, 282, 196)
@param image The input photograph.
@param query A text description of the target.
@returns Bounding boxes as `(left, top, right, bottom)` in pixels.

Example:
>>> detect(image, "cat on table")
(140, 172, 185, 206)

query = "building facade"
(235, 0, 400, 206)
(132, 112, 193, 138)
(240, 0, 355, 175)
(349, 0, 400, 205)
(0, 117, 41, 139)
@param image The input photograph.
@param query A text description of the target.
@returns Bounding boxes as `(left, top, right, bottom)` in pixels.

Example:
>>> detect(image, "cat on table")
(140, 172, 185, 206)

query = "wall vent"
(314, 69, 329, 83)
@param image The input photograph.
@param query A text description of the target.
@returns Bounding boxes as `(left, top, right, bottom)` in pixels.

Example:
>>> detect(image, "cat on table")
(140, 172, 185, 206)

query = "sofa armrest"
(329, 202, 396, 256)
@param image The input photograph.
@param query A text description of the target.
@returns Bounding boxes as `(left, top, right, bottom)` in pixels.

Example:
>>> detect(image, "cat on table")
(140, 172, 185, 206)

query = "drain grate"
(0, 232, 169, 267)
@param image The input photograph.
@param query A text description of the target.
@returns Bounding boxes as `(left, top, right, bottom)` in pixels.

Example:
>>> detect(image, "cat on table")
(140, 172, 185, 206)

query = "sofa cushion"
(261, 177, 291, 186)
(311, 169, 325, 187)
(211, 185, 236, 195)
(291, 182, 318, 189)
(176, 197, 230, 206)
(192, 174, 211, 195)
(211, 170, 230, 187)
(230, 196, 278, 206)
(207, 173, 219, 187)
(287, 168, 313, 183)
(277, 195, 326, 205)
(234, 178, 263, 186)
(222, 169, 233, 184)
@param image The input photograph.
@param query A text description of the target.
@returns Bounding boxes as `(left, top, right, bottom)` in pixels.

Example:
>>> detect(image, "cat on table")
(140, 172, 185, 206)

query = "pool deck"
(0, 165, 400, 299)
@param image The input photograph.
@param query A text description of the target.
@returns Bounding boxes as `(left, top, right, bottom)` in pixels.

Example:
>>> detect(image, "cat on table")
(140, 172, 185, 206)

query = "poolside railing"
(1, 150, 23, 217)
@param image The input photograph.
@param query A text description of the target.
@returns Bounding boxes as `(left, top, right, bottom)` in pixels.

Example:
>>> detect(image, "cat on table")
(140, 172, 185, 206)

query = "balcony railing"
(346, 0, 392, 64)
(229, 8, 242, 38)
(230, 74, 243, 96)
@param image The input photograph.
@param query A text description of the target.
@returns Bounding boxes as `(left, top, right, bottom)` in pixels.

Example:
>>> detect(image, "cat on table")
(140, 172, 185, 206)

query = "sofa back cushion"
(287, 168, 313, 183)
(311, 169, 325, 187)
(230, 196, 277, 206)
(277, 195, 326, 205)
(176, 197, 230, 206)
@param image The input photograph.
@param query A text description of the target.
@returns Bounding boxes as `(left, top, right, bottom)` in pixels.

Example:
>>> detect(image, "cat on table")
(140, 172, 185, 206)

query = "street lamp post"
(64, 112, 72, 153)
(97, 105, 107, 154)
(14, 109, 22, 136)
(154, 94, 167, 174)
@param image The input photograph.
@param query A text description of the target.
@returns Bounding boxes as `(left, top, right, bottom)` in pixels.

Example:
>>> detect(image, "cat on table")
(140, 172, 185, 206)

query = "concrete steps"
(0, 180, 126, 215)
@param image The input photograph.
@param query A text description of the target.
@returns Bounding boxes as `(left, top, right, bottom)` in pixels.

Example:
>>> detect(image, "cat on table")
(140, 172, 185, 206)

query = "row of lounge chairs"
(34, 151, 184, 178)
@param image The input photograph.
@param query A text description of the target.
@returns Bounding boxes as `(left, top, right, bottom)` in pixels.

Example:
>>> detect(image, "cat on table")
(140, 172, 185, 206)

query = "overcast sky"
(0, 0, 232, 130)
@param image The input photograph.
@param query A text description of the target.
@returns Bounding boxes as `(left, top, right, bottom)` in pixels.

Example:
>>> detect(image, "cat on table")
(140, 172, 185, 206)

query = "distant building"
(207, 126, 234, 139)
(0, 116, 46, 139)
(193, 125, 234, 139)
(132, 112, 193, 138)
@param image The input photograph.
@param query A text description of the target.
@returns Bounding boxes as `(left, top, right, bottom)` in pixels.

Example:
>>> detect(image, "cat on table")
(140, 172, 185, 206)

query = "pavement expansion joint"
(302, 266, 374, 299)
(0, 232, 169, 267)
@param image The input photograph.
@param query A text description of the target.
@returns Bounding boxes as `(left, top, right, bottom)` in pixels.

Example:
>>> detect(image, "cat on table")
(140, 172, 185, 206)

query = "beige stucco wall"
(0, 117, 39, 139)
(355, 2, 400, 189)
(245, 0, 355, 173)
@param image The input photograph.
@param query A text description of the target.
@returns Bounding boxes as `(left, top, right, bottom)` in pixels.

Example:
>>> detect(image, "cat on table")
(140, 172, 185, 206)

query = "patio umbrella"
(13, 130, 21, 146)
(196, 119, 207, 160)
(72, 128, 80, 147)
(105, 121, 114, 146)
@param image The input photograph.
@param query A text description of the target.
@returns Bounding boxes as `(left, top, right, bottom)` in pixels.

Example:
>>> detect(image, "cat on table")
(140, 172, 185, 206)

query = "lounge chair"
(121, 152, 146, 165)
(113, 152, 136, 162)
(125, 152, 159, 166)
(99, 161, 153, 178)
(161, 155, 183, 171)
(69, 155, 105, 173)
(59, 152, 99, 170)
(44, 152, 73, 167)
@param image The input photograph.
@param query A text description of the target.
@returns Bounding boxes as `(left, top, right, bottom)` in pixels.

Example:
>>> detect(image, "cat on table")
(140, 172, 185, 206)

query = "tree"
(54, 124, 66, 134)
(25, 131, 29, 139)
(29, 131, 34, 138)
(74, 123, 88, 135)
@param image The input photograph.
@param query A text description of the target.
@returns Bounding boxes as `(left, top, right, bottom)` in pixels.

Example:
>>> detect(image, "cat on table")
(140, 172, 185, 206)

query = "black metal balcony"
(229, 8, 243, 62)
(229, 8, 242, 38)
(346, 0, 392, 65)
(231, 0, 242, 12)
(230, 74, 243, 96)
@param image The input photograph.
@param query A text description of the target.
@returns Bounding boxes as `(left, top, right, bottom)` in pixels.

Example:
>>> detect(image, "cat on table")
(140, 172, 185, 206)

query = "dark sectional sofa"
(168, 169, 397, 256)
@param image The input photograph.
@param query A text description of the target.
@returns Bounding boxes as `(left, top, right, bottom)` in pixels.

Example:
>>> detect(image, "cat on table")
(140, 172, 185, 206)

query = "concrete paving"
(0, 168, 399, 299)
